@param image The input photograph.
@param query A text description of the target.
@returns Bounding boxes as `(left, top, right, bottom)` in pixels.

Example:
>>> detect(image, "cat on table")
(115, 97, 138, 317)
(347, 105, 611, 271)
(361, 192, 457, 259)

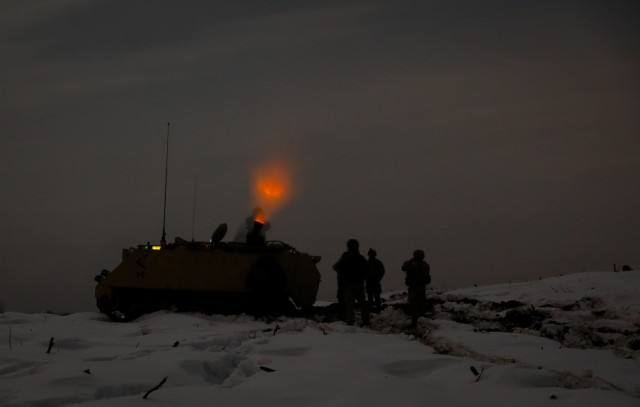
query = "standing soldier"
(333, 239, 370, 326)
(366, 248, 385, 310)
(402, 249, 431, 327)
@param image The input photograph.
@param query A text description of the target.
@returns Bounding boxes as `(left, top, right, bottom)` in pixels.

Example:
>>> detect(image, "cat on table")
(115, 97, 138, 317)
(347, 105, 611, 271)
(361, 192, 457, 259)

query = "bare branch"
(143, 376, 168, 399)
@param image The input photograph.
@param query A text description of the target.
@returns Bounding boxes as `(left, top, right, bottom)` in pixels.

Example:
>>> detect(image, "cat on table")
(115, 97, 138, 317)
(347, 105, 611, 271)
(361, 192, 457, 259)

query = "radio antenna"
(191, 175, 197, 242)
(161, 122, 170, 246)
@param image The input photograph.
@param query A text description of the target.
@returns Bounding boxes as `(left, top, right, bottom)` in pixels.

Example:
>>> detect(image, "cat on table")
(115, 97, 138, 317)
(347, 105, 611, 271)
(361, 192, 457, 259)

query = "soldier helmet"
(413, 249, 425, 260)
(347, 239, 359, 250)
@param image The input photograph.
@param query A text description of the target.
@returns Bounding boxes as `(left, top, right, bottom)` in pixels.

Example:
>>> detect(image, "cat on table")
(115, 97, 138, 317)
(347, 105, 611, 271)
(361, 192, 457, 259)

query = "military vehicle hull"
(95, 240, 321, 320)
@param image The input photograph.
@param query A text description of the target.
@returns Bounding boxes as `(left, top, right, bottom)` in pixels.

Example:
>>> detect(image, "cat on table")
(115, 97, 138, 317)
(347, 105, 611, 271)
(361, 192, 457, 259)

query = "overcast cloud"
(1, 0, 639, 313)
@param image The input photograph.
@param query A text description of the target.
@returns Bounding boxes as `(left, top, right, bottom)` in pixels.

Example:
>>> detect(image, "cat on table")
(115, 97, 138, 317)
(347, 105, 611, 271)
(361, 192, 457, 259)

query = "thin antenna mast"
(191, 175, 197, 242)
(161, 122, 170, 246)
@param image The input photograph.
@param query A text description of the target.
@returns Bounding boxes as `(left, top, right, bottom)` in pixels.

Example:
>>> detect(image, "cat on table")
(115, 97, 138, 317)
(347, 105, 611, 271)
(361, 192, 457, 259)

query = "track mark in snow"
(557, 370, 640, 399)
(181, 354, 258, 386)
(0, 360, 40, 379)
(50, 375, 93, 387)
(261, 347, 309, 357)
(84, 355, 118, 362)
(53, 337, 91, 350)
(190, 333, 247, 351)
(94, 383, 153, 399)
(119, 349, 155, 361)
(382, 358, 458, 379)
(2, 395, 86, 407)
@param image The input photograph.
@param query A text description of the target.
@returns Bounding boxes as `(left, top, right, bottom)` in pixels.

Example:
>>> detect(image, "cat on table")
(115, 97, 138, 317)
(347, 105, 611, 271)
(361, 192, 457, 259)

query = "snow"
(1, 271, 639, 406)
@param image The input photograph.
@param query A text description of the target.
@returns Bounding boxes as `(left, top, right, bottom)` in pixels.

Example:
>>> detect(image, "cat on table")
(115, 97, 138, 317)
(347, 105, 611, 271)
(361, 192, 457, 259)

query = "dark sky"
(1, 1, 639, 313)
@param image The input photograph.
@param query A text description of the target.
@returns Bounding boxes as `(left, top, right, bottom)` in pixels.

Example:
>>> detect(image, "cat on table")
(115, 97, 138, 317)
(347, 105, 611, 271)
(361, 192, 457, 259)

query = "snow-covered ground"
(1, 271, 639, 406)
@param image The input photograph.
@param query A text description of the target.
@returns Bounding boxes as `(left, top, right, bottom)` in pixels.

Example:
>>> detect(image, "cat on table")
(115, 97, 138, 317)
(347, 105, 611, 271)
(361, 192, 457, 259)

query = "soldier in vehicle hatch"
(366, 248, 385, 310)
(402, 249, 431, 327)
(333, 239, 370, 326)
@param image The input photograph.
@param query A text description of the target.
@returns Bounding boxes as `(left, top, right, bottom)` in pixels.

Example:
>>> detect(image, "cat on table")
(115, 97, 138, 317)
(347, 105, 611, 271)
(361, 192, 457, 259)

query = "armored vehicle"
(94, 223, 322, 320)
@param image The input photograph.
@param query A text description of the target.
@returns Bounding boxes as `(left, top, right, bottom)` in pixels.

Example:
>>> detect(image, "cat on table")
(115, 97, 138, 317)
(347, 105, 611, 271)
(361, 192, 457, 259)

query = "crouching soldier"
(402, 249, 431, 327)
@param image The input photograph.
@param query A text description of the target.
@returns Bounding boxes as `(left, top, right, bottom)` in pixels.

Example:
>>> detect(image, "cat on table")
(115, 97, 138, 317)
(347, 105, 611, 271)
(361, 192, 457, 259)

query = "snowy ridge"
(1, 271, 639, 406)
(431, 272, 640, 356)
(444, 271, 640, 313)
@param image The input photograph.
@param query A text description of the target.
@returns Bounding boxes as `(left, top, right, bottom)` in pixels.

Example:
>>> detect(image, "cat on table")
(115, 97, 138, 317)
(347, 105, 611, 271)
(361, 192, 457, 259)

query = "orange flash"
(253, 207, 266, 224)
(257, 179, 284, 200)
(252, 160, 294, 221)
